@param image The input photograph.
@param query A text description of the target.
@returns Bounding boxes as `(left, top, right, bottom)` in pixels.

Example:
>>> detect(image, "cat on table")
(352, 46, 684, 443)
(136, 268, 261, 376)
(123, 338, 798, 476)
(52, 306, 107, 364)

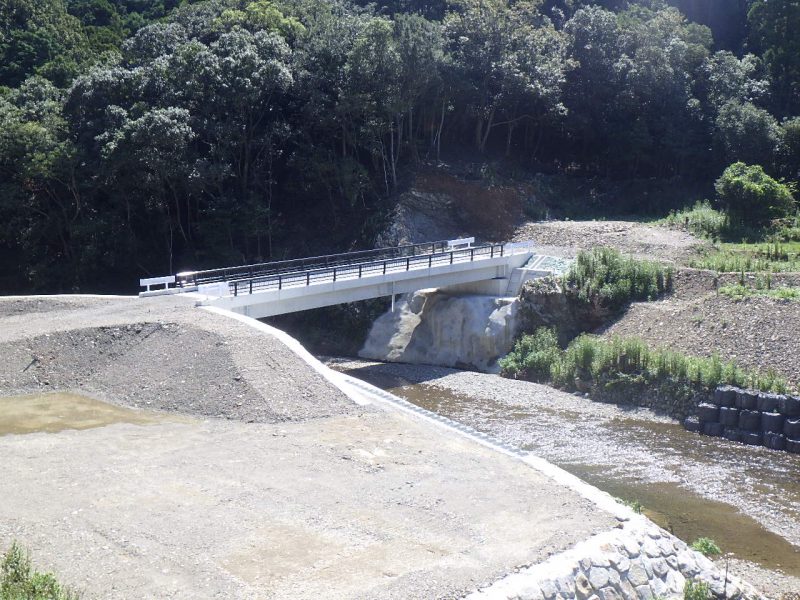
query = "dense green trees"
(1, 0, 799, 292)
(715, 162, 796, 225)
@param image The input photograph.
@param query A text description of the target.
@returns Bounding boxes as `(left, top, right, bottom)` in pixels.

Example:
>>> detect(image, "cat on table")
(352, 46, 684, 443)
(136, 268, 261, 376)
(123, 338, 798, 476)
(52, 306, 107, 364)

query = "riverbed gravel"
(327, 358, 800, 598)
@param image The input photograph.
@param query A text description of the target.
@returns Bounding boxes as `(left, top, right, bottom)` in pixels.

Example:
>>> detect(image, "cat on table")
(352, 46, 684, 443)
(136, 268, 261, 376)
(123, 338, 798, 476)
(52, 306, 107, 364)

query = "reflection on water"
(0, 392, 179, 436)
(338, 364, 800, 576)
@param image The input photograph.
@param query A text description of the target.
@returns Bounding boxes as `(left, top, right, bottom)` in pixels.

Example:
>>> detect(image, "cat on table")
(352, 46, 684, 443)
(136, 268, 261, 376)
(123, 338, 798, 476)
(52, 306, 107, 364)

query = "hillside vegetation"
(1, 0, 799, 291)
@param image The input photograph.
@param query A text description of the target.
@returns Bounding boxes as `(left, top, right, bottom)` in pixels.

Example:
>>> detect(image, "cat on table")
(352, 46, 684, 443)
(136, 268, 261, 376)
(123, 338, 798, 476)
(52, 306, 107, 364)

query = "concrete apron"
(202, 306, 763, 600)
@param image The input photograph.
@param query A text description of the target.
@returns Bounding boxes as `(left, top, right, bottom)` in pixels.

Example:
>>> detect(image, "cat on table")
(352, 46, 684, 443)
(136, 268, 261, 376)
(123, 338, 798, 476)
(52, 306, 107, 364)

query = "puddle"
(0, 392, 181, 435)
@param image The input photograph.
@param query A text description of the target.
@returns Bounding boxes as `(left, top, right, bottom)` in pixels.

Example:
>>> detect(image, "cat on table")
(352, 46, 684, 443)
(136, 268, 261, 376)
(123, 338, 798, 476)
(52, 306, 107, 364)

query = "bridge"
(139, 238, 550, 318)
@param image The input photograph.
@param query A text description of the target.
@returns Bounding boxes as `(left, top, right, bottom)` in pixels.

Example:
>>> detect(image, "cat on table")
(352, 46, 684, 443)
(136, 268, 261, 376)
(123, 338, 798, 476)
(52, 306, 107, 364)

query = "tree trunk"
(479, 108, 495, 153)
(435, 97, 445, 161)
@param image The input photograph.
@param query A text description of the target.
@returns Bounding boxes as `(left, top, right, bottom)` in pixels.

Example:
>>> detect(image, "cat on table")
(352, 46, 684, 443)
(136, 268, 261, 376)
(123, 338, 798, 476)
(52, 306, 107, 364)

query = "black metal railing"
(175, 240, 454, 288)
(226, 243, 506, 297)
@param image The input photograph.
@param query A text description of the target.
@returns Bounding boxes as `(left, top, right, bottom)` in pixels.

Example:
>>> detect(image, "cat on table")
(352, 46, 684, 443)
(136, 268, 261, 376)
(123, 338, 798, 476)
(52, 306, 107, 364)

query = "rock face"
(359, 290, 520, 372)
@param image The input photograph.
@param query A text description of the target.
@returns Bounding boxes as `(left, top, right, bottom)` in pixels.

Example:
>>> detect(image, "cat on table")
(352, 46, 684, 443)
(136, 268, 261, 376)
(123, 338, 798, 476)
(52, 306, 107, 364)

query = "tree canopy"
(1, 0, 798, 292)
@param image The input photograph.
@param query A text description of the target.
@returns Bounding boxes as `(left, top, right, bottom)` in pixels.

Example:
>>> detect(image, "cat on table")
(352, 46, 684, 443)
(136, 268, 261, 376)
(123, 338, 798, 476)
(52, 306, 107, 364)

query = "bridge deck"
(139, 240, 536, 316)
(175, 240, 456, 289)
(222, 243, 513, 297)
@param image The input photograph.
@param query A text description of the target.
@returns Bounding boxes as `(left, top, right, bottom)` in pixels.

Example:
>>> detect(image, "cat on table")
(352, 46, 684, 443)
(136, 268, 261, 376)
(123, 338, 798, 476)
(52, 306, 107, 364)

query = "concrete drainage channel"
(686, 386, 800, 453)
(206, 306, 763, 600)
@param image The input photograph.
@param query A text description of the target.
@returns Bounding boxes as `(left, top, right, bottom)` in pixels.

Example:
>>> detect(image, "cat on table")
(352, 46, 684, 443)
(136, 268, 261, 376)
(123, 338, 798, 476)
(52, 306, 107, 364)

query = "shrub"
(565, 248, 673, 312)
(659, 201, 729, 239)
(1, 542, 79, 600)
(684, 579, 712, 600)
(499, 327, 560, 381)
(715, 162, 796, 225)
(690, 537, 722, 557)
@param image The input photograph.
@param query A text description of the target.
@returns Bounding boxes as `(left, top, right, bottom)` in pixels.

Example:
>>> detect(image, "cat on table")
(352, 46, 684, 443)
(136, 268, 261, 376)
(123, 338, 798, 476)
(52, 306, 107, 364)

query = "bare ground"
(601, 270, 800, 389)
(0, 295, 616, 600)
(513, 220, 708, 263)
(508, 219, 800, 389)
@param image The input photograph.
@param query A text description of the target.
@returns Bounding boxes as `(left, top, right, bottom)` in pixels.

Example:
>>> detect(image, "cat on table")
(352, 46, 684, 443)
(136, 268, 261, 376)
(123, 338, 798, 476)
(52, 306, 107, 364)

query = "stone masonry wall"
(464, 518, 761, 600)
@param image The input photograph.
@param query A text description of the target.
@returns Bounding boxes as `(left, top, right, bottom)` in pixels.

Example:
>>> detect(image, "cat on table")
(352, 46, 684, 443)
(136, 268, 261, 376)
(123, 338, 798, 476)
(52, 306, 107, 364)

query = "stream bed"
(329, 358, 800, 594)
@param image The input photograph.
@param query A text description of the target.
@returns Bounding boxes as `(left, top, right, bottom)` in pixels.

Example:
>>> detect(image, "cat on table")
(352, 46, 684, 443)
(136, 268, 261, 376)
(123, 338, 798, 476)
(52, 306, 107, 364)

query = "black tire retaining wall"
(685, 385, 800, 454)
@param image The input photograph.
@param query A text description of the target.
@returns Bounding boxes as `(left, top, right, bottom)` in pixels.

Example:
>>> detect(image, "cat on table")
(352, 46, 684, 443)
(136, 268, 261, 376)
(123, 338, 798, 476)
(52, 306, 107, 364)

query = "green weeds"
(1, 542, 79, 600)
(616, 498, 644, 514)
(500, 328, 790, 394)
(719, 284, 800, 301)
(684, 580, 712, 600)
(565, 248, 673, 312)
(658, 201, 729, 240)
(689, 241, 800, 273)
(690, 537, 722, 557)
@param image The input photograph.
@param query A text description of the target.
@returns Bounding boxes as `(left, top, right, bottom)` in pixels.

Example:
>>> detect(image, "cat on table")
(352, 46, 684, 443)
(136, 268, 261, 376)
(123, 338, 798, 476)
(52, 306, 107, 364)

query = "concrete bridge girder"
(197, 252, 533, 319)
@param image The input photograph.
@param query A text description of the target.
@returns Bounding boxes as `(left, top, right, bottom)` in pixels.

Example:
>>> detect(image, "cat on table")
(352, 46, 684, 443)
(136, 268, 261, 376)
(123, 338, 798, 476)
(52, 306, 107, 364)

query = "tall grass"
(689, 241, 800, 273)
(1, 542, 79, 600)
(565, 248, 673, 312)
(659, 201, 729, 239)
(719, 284, 800, 301)
(500, 328, 790, 394)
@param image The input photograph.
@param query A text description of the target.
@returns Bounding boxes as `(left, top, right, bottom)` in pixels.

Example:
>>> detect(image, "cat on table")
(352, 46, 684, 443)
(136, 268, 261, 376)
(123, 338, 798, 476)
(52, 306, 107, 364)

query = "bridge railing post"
(234, 281, 238, 296)
(333, 268, 337, 282)
(470, 248, 474, 261)
(406, 257, 410, 270)
(306, 271, 310, 286)
(249, 279, 253, 294)
(358, 264, 362, 278)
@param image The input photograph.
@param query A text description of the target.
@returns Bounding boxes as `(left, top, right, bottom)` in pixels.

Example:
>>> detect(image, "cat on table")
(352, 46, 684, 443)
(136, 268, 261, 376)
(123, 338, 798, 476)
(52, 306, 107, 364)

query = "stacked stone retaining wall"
(684, 386, 800, 453)
(464, 518, 760, 600)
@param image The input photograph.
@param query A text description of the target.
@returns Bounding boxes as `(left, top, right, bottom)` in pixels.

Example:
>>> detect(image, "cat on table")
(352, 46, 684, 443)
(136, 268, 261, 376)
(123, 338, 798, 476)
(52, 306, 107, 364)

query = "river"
(328, 358, 800, 595)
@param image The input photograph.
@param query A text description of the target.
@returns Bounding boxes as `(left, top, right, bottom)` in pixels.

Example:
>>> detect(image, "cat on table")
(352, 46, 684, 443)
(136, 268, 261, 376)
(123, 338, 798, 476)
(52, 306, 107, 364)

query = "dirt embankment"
(0, 295, 357, 422)
(602, 269, 800, 389)
(505, 219, 800, 388)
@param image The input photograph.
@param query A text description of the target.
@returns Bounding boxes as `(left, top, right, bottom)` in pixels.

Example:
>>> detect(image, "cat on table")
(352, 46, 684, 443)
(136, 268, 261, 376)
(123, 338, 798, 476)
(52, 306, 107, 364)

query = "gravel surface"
(514, 220, 707, 263)
(327, 359, 800, 598)
(0, 295, 357, 422)
(0, 295, 618, 600)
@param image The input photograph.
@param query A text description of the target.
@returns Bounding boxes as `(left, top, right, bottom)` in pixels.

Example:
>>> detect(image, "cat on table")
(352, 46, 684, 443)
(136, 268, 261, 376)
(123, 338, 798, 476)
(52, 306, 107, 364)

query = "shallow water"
(0, 392, 178, 435)
(336, 363, 800, 576)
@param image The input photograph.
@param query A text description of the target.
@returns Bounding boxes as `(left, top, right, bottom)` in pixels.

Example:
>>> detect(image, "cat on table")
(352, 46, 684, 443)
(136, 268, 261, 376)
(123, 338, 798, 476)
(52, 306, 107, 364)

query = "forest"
(0, 0, 798, 291)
